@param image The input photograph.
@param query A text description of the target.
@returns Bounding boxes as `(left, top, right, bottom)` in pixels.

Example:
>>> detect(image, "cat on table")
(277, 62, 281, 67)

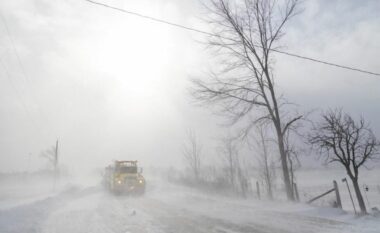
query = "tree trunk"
(265, 164, 273, 200)
(277, 132, 294, 200)
(260, 129, 273, 199)
(352, 178, 367, 214)
(266, 175, 273, 200)
(229, 155, 234, 187)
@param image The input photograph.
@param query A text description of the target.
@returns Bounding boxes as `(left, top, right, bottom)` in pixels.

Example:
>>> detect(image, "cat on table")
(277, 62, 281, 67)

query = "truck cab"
(105, 160, 145, 195)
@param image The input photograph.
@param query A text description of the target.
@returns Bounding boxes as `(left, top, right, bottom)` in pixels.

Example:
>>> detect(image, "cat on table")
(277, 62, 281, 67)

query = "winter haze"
(0, 0, 380, 232)
(0, 0, 379, 172)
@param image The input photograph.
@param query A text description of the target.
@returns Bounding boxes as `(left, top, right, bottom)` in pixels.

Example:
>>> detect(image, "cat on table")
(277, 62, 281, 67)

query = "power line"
(0, 58, 35, 123)
(270, 49, 380, 77)
(0, 12, 32, 84)
(0, 11, 50, 123)
(84, 0, 380, 77)
(0, 11, 56, 139)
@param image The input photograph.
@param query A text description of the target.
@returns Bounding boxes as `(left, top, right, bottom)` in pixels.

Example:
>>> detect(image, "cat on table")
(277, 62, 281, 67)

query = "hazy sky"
(0, 0, 379, 173)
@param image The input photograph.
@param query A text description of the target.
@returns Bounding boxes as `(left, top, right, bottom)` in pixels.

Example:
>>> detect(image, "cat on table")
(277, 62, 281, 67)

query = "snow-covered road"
(0, 178, 379, 233)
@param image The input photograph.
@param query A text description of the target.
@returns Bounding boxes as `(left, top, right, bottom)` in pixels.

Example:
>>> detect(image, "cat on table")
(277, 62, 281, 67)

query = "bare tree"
(308, 109, 380, 214)
(252, 125, 275, 199)
(235, 156, 249, 198)
(217, 135, 250, 196)
(40, 140, 59, 189)
(284, 129, 301, 188)
(192, 0, 301, 200)
(40, 139, 59, 172)
(217, 136, 239, 188)
(182, 130, 203, 181)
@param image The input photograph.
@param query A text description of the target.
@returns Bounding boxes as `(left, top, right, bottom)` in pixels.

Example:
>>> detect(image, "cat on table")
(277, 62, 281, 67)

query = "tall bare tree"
(283, 130, 301, 198)
(218, 136, 239, 187)
(252, 125, 275, 199)
(309, 109, 380, 214)
(182, 130, 203, 181)
(192, 0, 301, 200)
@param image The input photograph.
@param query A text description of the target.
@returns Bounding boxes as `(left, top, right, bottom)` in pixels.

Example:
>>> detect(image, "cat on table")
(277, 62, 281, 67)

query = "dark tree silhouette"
(192, 0, 301, 200)
(40, 140, 59, 171)
(309, 109, 380, 214)
(182, 130, 202, 181)
(252, 125, 275, 200)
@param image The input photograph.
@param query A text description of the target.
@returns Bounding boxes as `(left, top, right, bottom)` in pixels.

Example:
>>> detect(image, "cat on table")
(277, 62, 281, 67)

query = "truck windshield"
(117, 166, 137, 173)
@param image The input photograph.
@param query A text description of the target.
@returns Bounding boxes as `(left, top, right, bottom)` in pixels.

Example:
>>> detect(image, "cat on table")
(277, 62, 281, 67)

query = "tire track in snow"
(126, 197, 291, 233)
(41, 190, 164, 233)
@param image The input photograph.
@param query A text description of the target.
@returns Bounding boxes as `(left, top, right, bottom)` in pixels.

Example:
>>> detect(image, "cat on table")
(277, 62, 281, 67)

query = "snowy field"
(0, 168, 379, 233)
(294, 167, 380, 213)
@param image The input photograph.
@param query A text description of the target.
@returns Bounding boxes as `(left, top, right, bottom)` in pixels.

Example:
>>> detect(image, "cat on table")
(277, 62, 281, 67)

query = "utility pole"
(256, 181, 261, 200)
(293, 182, 300, 202)
(55, 139, 59, 170)
(342, 178, 357, 214)
(53, 139, 59, 191)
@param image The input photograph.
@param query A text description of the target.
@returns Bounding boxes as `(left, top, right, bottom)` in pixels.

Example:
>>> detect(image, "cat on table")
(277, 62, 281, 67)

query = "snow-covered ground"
(0, 170, 379, 233)
(294, 167, 380, 213)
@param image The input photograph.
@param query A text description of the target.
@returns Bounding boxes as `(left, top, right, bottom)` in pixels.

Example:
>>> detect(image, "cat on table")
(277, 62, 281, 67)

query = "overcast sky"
(0, 0, 379, 173)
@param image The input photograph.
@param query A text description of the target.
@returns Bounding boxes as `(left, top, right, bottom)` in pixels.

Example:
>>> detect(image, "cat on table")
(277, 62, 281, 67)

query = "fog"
(1, 0, 380, 232)
(0, 0, 379, 175)
(0, 0, 218, 174)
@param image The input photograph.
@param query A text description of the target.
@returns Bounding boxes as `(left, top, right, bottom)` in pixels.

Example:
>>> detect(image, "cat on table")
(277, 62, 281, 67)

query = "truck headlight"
(117, 180, 122, 184)
(139, 180, 143, 184)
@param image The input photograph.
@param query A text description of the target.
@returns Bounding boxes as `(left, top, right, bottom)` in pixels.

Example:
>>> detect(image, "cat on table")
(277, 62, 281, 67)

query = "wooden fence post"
(293, 182, 300, 202)
(256, 181, 260, 200)
(333, 180, 342, 209)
